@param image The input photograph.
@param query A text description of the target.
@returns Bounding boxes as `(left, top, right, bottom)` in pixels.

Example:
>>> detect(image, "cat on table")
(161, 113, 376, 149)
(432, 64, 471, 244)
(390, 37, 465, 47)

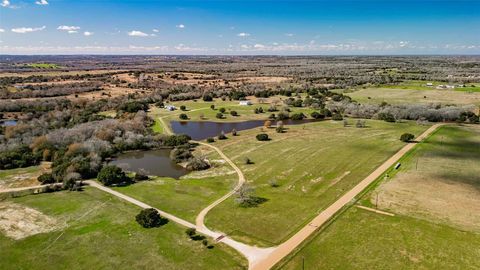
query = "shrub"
(38, 173, 55, 184)
(98, 165, 129, 186)
(203, 95, 213, 102)
(232, 129, 238, 136)
(216, 112, 224, 119)
(378, 112, 396, 122)
(269, 179, 280, 187)
(186, 157, 210, 171)
(185, 228, 196, 237)
(230, 110, 238, 116)
(400, 133, 415, 142)
(256, 133, 269, 141)
(170, 147, 193, 162)
(311, 111, 325, 119)
(210, 104, 215, 110)
(136, 208, 168, 228)
(332, 113, 343, 121)
(180, 105, 186, 111)
(179, 113, 188, 120)
(276, 111, 289, 120)
(235, 184, 267, 208)
(254, 107, 264, 114)
(218, 132, 227, 140)
(290, 113, 305, 120)
(165, 134, 191, 146)
(206, 137, 215, 143)
(219, 108, 226, 113)
(244, 157, 253, 164)
(276, 126, 284, 133)
(134, 173, 149, 181)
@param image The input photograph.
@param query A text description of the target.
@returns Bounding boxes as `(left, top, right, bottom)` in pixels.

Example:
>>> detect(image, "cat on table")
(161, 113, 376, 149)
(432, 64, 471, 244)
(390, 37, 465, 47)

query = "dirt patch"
(0, 202, 62, 240)
(375, 171, 480, 232)
(0, 162, 51, 191)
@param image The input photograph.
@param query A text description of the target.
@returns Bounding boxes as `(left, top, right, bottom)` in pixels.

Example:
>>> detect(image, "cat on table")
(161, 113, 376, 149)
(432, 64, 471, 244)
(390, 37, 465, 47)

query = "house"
(426, 83, 433, 87)
(239, 100, 252, 106)
(165, 105, 176, 111)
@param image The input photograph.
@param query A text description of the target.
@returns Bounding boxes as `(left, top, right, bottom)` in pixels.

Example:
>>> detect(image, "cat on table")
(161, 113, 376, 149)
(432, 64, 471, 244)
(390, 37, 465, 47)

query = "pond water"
(170, 119, 318, 140)
(109, 149, 189, 179)
(0, 120, 18, 126)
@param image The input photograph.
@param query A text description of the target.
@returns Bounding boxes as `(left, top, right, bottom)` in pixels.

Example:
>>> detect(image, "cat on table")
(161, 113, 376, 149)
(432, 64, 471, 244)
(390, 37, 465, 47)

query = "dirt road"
(250, 123, 443, 270)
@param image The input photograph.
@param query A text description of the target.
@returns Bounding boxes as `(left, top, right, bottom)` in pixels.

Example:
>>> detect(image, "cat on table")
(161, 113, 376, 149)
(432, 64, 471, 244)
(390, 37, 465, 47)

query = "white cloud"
(254, 44, 266, 49)
(284, 33, 294, 37)
(0, 28, 4, 33)
(176, 24, 185, 29)
(68, 30, 77, 34)
(11, 26, 46, 34)
(152, 29, 159, 33)
(83, 31, 93, 36)
(237, 32, 250, 37)
(35, 0, 48, 5)
(128, 30, 150, 37)
(1, 0, 10, 7)
(57, 25, 81, 31)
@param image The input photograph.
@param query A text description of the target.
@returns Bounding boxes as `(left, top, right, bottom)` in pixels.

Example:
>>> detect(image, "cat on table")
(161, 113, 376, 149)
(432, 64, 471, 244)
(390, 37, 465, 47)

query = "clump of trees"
(97, 165, 130, 186)
(136, 208, 168, 228)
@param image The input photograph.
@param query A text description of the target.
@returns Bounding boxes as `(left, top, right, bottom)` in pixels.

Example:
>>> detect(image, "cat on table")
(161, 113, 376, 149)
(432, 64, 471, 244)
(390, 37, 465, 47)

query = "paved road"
(250, 123, 443, 270)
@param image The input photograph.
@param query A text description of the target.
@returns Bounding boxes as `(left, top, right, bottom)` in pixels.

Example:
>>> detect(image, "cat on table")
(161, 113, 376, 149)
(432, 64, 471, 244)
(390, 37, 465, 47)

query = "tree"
(232, 129, 238, 136)
(290, 113, 305, 120)
(135, 208, 168, 228)
(179, 113, 188, 120)
(230, 110, 238, 116)
(97, 165, 129, 186)
(219, 107, 226, 113)
(38, 173, 55, 184)
(216, 112, 224, 119)
(180, 105, 186, 111)
(206, 137, 215, 143)
(400, 133, 415, 142)
(235, 184, 266, 207)
(356, 119, 366, 128)
(203, 95, 213, 102)
(244, 157, 253, 164)
(332, 113, 343, 121)
(256, 133, 269, 141)
(218, 131, 227, 140)
(210, 104, 215, 110)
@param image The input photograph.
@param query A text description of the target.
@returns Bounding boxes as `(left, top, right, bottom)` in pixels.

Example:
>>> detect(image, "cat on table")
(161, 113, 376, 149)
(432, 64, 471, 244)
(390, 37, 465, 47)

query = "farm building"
(426, 82, 433, 86)
(239, 100, 252, 106)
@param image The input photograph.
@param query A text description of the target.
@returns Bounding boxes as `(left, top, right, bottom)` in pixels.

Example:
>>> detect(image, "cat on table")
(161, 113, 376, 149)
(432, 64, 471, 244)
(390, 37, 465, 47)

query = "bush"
(180, 105, 186, 111)
(186, 228, 196, 237)
(378, 112, 396, 122)
(232, 129, 238, 136)
(218, 132, 227, 140)
(230, 110, 238, 116)
(206, 137, 215, 143)
(290, 113, 305, 120)
(332, 113, 343, 121)
(186, 157, 210, 171)
(256, 133, 270, 141)
(216, 112, 224, 119)
(400, 133, 415, 142)
(165, 134, 191, 146)
(134, 173, 149, 181)
(311, 111, 325, 119)
(244, 157, 253, 164)
(97, 165, 129, 186)
(136, 208, 168, 228)
(203, 95, 213, 102)
(254, 107, 264, 114)
(210, 104, 215, 110)
(170, 147, 193, 162)
(179, 113, 188, 120)
(276, 126, 284, 133)
(0, 145, 40, 170)
(38, 173, 55, 184)
(219, 108, 226, 113)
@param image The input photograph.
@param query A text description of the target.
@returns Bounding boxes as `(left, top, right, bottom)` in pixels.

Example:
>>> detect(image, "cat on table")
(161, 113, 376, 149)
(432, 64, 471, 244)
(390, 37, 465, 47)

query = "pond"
(170, 119, 318, 140)
(0, 120, 18, 126)
(109, 149, 189, 179)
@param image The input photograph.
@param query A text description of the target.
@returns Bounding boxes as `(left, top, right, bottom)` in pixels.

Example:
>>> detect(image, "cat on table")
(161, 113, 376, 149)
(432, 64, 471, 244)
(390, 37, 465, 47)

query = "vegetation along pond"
(170, 119, 318, 140)
(109, 149, 189, 179)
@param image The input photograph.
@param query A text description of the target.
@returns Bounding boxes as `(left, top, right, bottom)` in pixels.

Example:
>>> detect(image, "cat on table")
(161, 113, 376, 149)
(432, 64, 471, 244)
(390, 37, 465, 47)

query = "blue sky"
(0, 0, 479, 55)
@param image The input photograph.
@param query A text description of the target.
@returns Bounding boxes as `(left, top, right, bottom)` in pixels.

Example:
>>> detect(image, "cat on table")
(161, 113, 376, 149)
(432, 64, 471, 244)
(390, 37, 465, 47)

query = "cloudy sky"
(0, 0, 479, 55)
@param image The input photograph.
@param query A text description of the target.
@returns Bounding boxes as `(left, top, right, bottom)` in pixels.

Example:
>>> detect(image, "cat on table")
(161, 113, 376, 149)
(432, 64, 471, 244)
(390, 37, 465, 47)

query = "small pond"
(0, 120, 18, 126)
(109, 149, 189, 179)
(170, 119, 318, 140)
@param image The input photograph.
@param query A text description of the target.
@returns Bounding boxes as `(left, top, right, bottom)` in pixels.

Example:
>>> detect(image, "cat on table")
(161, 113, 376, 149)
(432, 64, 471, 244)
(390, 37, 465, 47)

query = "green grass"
(25, 63, 61, 69)
(203, 120, 429, 246)
(112, 174, 237, 223)
(379, 80, 480, 92)
(277, 124, 480, 269)
(151, 118, 164, 133)
(277, 207, 480, 270)
(0, 187, 247, 270)
(0, 166, 40, 179)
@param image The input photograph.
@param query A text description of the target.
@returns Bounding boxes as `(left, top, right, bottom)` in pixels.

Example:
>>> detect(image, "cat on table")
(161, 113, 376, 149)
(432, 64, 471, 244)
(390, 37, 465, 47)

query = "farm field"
(277, 124, 480, 269)
(0, 187, 247, 270)
(344, 87, 480, 105)
(203, 120, 429, 246)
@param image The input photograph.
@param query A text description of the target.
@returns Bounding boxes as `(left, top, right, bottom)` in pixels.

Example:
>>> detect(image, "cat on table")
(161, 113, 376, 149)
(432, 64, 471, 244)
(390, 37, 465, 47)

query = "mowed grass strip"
(277, 207, 480, 270)
(204, 120, 429, 246)
(0, 187, 247, 270)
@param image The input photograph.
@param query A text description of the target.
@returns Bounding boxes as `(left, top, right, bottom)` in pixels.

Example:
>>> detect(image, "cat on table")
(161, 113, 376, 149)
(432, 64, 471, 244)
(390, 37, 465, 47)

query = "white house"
(426, 83, 433, 87)
(165, 105, 176, 111)
(239, 100, 252, 106)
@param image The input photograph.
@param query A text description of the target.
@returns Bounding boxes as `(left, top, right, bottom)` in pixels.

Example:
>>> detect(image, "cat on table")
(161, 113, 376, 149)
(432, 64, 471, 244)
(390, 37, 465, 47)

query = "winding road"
(86, 118, 442, 270)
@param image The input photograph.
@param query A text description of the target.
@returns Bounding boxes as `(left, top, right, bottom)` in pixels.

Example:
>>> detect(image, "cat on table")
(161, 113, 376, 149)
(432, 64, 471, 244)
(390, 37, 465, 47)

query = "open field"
(276, 124, 480, 269)
(0, 187, 247, 270)
(202, 120, 429, 246)
(344, 87, 480, 105)
(277, 207, 480, 270)
(0, 163, 51, 190)
(379, 81, 480, 92)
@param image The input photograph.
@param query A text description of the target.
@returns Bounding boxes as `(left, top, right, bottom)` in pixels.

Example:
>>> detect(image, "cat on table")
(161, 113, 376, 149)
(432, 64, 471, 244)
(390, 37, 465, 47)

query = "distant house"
(426, 83, 433, 87)
(165, 105, 176, 111)
(239, 100, 252, 106)
(436, 84, 455, 90)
